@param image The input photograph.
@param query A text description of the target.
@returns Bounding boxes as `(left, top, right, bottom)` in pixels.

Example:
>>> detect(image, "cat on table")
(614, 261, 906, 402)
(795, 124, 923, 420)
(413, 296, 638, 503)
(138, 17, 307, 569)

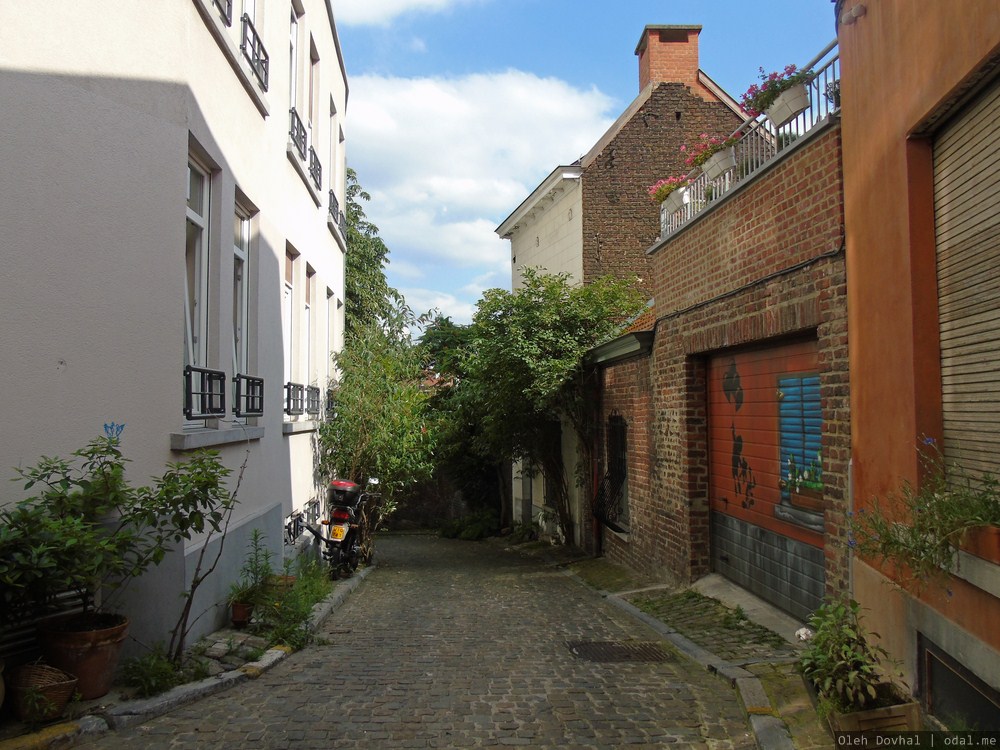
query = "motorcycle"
(306, 479, 368, 579)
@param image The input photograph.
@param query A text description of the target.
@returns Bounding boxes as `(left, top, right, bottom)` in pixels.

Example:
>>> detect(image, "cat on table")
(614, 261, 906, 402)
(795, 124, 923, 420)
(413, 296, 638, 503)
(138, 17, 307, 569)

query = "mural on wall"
(709, 344, 825, 538)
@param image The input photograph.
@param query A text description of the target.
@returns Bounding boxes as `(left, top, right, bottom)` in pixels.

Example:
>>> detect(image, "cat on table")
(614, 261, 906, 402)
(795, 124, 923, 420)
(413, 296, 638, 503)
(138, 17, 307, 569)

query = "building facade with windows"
(0, 0, 348, 651)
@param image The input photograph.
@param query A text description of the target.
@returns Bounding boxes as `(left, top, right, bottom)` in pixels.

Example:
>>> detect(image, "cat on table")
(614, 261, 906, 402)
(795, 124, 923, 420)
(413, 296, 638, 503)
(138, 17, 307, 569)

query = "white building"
(0, 0, 348, 650)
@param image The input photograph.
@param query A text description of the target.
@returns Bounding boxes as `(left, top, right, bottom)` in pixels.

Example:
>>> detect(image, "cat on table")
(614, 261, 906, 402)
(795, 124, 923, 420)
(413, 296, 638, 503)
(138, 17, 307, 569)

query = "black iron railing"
(338, 209, 347, 237)
(240, 14, 269, 91)
(213, 0, 233, 25)
(289, 108, 306, 160)
(284, 382, 304, 415)
(305, 385, 321, 417)
(284, 510, 303, 545)
(184, 365, 227, 420)
(329, 190, 340, 221)
(233, 373, 264, 417)
(593, 470, 627, 533)
(308, 147, 322, 190)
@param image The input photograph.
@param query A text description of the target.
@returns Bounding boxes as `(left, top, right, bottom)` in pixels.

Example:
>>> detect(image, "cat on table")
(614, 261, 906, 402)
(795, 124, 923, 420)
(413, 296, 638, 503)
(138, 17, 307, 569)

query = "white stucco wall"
(0, 0, 348, 650)
(510, 181, 583, 288)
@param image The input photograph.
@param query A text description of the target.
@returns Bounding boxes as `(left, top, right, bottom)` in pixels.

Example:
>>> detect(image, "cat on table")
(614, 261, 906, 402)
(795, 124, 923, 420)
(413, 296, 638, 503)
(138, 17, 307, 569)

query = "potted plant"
(0, 428, 234, 699)
(648, 175, 690, 217)
(227, 529, 273, 628)
(799, 598, 920, 732)
(849, 438, 1000, 588)
(741, 65, 813, 128)
(681, 133, 739, 181)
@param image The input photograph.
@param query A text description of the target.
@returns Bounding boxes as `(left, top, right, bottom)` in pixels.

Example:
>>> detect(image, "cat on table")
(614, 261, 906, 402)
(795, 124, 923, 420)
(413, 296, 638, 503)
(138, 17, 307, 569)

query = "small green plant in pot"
(799, 598, 918, 731)
(227, 529, 274, 628)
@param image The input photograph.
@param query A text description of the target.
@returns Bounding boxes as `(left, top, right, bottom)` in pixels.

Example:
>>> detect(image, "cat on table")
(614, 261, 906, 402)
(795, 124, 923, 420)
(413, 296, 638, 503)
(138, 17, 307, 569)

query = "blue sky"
(335, 0, 837, 323)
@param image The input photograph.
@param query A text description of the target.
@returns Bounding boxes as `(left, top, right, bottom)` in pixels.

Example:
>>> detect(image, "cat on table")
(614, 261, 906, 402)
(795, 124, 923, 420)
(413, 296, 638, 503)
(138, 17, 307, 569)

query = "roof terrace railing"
(660, 41, 840, 239)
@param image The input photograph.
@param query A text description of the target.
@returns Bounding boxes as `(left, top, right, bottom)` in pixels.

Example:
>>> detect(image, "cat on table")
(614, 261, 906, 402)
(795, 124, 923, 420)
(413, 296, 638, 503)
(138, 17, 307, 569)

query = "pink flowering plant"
(740, 65, 813, 118)
(647, 175, 689, 203)
(680, 133, 739, 169)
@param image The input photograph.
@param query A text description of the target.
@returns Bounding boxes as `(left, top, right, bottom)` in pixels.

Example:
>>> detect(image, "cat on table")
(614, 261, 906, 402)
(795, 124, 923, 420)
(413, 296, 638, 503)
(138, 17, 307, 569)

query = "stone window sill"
(171, 425, 264, 451)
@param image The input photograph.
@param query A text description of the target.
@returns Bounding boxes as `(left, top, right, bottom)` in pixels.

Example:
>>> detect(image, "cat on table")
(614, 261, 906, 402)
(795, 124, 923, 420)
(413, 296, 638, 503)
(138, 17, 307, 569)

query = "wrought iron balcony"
(233, 373, 264, 417)
(329, 190, 340, 222)
(240, 13, 269, 91)
(289, 108, 307, 160)
(308, 146, 322, 191)
(284, 382, 305, 416)
(213, 0, 233, 26)
(184, 365, 227, 420)
(659, 41, 840, 240)
(305, 385, 321, 417)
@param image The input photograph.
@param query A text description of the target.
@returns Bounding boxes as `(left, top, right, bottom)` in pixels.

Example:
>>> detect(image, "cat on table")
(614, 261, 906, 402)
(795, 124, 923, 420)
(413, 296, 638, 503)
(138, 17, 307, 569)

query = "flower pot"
(960, 524, 1000, 564)
(827, 683, 921, 733)
(702, 147, 736, 181)
(231, 601, 254, 629)
(661, 187, 686, 216)
(9, 664, 78, 723)
(40, 612, 128, 700)
(766, 83, 810, 129)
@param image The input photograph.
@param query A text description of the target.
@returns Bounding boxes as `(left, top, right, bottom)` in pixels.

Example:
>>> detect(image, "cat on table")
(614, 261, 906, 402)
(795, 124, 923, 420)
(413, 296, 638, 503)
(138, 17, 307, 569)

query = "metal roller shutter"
(935, 77, 1000, 475)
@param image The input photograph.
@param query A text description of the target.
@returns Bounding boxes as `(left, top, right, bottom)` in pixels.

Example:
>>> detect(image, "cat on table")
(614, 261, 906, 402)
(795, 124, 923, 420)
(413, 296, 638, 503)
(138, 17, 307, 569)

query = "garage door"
(708, 339, 825, 621)
(935, 76, 1000, 476)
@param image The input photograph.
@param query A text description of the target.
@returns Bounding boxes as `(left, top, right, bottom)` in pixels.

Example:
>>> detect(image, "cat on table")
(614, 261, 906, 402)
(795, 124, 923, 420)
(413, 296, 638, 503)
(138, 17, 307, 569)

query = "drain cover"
(566, 640, 672, 663)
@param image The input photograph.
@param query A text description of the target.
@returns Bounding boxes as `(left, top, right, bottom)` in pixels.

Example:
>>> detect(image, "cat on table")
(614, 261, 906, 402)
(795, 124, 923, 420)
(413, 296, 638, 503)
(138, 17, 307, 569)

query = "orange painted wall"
(840, 0, 1000, 660)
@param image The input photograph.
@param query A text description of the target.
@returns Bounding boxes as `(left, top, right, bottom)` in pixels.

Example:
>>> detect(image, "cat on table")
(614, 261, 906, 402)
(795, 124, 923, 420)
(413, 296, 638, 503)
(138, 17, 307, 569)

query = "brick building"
(591, 42, 849, 622)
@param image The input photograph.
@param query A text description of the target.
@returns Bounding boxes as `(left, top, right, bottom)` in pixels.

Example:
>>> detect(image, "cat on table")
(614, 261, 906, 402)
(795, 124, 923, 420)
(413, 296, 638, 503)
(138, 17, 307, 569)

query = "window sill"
(607, 527, 631, 543)
(192, 0, 270, 118)
(287, 147, 322, 207)
(282, 420, 319, 435)
(327, 214, 348, 252)
(171, 425, 264, 451)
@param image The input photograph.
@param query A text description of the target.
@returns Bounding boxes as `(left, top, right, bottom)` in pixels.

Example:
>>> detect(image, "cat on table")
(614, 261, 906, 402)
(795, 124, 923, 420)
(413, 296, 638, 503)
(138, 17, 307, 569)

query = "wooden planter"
(766, 83, 810, 129)
(830, 699, 921, 732)
(960, 525, 1000, 564)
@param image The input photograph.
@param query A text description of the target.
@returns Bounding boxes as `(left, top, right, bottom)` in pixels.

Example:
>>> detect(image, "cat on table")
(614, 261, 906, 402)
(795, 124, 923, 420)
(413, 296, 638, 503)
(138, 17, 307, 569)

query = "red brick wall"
(581, 82, 742, 298)
(636, 27, 705, 97)
(601, 125, 850, 597)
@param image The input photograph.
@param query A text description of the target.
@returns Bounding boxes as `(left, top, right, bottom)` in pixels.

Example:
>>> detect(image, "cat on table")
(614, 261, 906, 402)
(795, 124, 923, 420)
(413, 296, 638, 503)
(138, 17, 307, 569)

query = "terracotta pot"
(960, 525, 1000, 564)
(231, 601, 254, 629)
(40, 612, 128, 700)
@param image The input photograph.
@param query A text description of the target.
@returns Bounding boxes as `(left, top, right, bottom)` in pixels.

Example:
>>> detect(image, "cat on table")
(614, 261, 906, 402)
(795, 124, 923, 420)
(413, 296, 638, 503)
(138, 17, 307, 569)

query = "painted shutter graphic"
(778, 375, 823, 509)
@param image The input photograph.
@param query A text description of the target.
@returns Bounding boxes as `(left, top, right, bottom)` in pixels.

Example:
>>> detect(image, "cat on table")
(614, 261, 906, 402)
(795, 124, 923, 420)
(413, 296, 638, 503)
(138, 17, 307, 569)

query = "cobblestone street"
(74, 535, 756, 749)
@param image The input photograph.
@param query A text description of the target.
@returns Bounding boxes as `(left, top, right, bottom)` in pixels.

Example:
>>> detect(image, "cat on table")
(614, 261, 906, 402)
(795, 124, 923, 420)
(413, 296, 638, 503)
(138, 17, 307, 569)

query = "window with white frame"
(308, 38, 320, 133)
(326, 287, 335, 385)
(283, 249, 296, 391)
(288, 9, 298, 110)
(185, 160, 211, 369)
(232, 207, 251, 376)
(305, 265, 315, 384)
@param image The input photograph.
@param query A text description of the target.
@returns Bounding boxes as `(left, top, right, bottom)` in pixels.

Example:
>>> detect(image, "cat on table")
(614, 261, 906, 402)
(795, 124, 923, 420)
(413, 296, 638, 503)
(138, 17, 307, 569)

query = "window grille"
(184, 365, 227, 420)
(329, 190, 340, 223)
(289, 108, 307, 160)
(213, 0, 233, 25)
(305, 385, 321, 417)
(240, 13, 269, 90)
(284, 382, 305, 415)
(594, 411, 629, 532)
(308, 146, 322, 190)
(233, 373, 264, 417)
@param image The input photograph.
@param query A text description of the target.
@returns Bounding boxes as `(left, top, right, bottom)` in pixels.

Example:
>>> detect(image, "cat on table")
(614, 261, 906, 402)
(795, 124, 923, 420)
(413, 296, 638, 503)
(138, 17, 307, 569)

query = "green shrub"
(440, 509, 499, 540)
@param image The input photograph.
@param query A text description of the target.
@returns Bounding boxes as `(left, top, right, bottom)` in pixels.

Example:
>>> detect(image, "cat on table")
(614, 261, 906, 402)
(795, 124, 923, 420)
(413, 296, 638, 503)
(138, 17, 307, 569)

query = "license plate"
(330, 525, 347, 541)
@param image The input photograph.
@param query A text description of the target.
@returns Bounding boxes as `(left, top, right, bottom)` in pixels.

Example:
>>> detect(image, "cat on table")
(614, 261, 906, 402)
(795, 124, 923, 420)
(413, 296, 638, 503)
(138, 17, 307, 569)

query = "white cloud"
(336, 0, 481, 26)
(346, 69, 618, 326)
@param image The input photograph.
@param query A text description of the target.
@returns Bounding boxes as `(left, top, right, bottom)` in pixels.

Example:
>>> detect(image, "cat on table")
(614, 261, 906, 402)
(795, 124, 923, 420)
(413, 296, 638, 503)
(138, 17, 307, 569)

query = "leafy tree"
(318, 306, 436, 556)
(344, 167, 401, 337)
(463, 269, 645, 541)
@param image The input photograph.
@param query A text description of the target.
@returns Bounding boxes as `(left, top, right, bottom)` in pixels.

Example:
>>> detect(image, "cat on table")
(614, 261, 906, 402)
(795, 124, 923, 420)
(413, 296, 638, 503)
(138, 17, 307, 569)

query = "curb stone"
(0, 564, 374, 749)
(569, 572, 797, 750)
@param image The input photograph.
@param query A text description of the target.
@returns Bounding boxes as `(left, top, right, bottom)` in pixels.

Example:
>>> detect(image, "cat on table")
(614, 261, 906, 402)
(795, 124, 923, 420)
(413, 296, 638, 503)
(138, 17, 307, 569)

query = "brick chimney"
(635, 25, 703, 94)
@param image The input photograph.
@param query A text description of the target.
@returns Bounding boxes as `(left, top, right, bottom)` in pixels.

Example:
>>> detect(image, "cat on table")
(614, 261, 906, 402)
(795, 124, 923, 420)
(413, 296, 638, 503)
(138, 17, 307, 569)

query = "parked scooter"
(306, 479, 366, 579)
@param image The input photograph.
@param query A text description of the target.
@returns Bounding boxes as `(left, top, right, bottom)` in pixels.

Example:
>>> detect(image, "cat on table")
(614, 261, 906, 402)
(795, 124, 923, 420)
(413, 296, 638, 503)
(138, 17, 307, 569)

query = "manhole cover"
(566, 640, 672, 663)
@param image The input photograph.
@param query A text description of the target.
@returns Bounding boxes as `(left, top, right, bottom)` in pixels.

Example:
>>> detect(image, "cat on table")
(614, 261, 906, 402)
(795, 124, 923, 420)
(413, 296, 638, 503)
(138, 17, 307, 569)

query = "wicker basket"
(9, 664, 78, 723)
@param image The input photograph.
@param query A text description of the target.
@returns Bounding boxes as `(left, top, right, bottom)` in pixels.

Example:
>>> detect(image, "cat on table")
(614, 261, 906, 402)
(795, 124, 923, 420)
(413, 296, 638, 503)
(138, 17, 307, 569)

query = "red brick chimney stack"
(635, 25, 703, 94)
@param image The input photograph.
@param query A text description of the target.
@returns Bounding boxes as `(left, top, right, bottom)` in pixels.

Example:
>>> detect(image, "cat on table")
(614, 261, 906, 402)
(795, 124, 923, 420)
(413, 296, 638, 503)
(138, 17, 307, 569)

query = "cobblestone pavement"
(74, 534, 756, 749)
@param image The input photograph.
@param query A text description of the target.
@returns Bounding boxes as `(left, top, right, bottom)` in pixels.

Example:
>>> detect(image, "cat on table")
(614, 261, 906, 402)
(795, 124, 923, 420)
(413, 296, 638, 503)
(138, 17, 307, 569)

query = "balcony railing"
(284, 382, 305, 416)
(660, 41, 840, 239)
(233, 373, 265, 417)
(184, 365, 227, 420)
(329, 191, 348, 237)
(240, 14, 269, 91)
(308, 146, 322, 191)
(213, 0, 233, 26)
(289, 108, 307, 160)
(305, 385, 321, 417)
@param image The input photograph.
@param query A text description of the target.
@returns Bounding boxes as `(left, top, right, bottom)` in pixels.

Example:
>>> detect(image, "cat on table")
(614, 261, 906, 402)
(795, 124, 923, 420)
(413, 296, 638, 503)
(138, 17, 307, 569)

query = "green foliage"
(252, 557, 331, 651)
(508, 519, 540, 544)
(120, 644, 182, 698)
(439, 509, 500, 541)
(799, 598, 894, 715)
(228, 529, 274, 606)
(0, 436, 234, 629)
(848, 439, 1000, 589)
(319, 313, 437, 548)
(344, 167, 402, 338)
